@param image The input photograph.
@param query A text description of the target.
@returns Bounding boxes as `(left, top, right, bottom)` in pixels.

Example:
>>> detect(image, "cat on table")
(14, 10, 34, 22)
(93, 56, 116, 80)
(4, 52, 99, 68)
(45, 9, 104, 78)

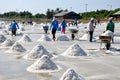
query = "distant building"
(111, 10, 120, 20)
(54, 11, 82, 19)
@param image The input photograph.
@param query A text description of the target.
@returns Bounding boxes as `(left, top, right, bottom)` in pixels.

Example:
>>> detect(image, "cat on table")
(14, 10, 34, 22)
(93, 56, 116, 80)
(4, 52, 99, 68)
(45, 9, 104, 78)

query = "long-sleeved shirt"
(10, 21, 19, 30)
(87, 21, 95, 31)
(50, 20, 58, 30)
(60, 20, 67, 28)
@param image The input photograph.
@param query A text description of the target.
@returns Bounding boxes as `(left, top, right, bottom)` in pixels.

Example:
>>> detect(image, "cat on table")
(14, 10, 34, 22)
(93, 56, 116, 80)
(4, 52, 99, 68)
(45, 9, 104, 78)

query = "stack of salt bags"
(18, 34, 32, 43)
(56, 34, 69, 41)
(1, 39, 14, 48)
(0, 34, 6, 43)
(61, 43, 87, 57)
(37, 34, 51, 42)
(24, 44, 52, 60)
(27, 55, 61, 73)
(7, 42, 26, 54)
(60, 68, 85, 80)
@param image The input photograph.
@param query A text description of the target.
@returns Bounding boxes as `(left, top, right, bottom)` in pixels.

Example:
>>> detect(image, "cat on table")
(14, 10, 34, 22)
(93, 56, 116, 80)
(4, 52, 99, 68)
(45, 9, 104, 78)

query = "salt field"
(0, 21, 120, 80)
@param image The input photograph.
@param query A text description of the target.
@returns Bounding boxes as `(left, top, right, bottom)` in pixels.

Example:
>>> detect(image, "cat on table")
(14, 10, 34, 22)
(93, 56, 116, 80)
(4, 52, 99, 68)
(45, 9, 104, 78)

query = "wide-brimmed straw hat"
(108, 17, 113, 21)
(90, 18, 94, 21)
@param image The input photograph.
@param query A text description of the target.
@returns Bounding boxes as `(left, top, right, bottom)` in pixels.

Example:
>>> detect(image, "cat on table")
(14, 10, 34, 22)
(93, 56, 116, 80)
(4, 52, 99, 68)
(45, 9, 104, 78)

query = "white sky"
(0, 0, 120, 14)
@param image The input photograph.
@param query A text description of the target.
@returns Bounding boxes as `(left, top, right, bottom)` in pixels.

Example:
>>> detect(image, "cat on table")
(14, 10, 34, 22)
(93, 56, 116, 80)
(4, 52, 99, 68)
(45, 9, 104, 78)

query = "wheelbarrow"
(69, 27, 79, 40)
(43, 26, 49, 34)
(99, 35, 111, 50)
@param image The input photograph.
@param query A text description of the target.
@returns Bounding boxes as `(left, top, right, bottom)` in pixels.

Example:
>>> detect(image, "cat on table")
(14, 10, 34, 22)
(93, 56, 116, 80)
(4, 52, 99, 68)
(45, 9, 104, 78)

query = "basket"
(43, 26, 49, 29)
(43, 26, 49, 34)
(69, 29, 78, 34)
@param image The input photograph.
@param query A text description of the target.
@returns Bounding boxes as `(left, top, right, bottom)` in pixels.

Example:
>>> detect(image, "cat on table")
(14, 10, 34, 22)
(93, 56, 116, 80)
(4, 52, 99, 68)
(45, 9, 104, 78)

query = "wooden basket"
(69, 29, 78, 33)
(99, 36, 111, 43)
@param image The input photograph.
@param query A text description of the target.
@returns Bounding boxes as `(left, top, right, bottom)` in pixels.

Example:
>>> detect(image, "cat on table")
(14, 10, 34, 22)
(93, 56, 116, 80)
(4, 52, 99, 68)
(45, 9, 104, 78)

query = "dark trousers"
(51, 29, 57, 40)
(12, 30, 17, 36)
(89, 31, 93, 42)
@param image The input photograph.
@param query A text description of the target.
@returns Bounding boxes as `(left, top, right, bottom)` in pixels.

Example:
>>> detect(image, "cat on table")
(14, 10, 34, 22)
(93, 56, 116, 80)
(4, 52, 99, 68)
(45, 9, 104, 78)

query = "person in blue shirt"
(10, 20, 19, 36)
(60, 18, 67, 34)
(50, 17, 59, 41)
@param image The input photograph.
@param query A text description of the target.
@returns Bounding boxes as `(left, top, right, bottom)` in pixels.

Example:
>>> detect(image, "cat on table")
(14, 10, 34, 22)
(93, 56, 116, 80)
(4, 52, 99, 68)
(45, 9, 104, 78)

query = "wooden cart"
(99, 35, 111, 50)
(69, 28, 79, 40)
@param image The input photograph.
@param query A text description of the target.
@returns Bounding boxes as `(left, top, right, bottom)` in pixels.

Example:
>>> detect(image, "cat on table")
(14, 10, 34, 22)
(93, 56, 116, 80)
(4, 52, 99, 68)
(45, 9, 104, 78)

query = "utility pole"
(70, 7, 72, 11)
(107, 4, 112, 10)
(85, 4, 88, 12)
(85, 4, 88, 20)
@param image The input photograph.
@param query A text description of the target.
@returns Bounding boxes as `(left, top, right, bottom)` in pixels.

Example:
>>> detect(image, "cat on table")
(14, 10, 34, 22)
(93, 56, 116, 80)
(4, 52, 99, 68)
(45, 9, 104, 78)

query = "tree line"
(0, 8, 120, 20)
(0, 8, 68, 19)
(81, 8, 120, 19)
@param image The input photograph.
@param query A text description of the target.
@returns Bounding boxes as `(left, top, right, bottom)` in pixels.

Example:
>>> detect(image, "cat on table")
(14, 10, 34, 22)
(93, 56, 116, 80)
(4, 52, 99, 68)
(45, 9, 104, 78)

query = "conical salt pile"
(62, 44, 87, 57)
(0, 34, 6, 43)
(2, 30, 9, 35)
(1, 39, 14, 47)
(18, 34, 32, 43)
(57, 35, 69, 41)
(27, 55, 60, 73)
(19, 27, 25, 31)
(24, 44, 52, 60)
(8, 42, 26, 53)
(5, 25, 11, 31)
(37, 35, 51, 42)
(60, 68, 85, 80)
(18, 25, 25, 31)
(79, 33, 89, 40)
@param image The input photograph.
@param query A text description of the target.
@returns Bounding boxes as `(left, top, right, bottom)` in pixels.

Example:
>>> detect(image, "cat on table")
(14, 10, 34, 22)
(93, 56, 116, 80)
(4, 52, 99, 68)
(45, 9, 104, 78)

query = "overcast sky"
(0, 0, 120, 14)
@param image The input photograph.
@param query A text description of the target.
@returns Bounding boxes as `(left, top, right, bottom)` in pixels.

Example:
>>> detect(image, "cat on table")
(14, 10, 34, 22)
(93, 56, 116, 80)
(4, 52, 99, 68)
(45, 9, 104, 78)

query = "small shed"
(54, 11, 82, 19)
(111, 10, 120, 19)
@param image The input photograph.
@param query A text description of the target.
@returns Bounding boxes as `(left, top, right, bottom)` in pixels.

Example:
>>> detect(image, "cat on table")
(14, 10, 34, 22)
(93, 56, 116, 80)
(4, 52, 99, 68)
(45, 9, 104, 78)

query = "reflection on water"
(11, 36, 17, 43)
(0, 50, 65, 80)
(36, 73, 52, 80)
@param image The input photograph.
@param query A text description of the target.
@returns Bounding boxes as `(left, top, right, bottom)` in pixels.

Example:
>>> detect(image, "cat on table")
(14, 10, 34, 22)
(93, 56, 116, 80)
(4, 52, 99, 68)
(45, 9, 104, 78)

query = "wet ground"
(0, 23, 120, 80)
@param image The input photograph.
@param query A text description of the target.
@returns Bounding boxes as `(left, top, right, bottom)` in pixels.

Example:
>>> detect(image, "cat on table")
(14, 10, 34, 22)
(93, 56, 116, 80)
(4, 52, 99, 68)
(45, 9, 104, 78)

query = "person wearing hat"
(60, 18, 67, 34)
(87, 18, 96, 42)
(106, 17, 115, 43)
(50, 17, 59, 41)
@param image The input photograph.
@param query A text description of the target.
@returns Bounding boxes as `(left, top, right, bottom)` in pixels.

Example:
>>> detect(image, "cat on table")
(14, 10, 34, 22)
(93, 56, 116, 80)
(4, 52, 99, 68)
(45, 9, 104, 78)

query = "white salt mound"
(27, 55, 60, 73)
(0, 34, 6, 43)
(37, 35, 51, 42)
(2, 30, 9, 35)
(18, 34, 32, 43)
(79, 33, 89, 40)
(57, 35, 69, 41)
(18, 27, 25, 31)
(24, 44, 52, 60)
(60, 68, 85, 80)
(5, 25, 11, 31)
(1, 39, 14, 47)
(9, 42, 26, 52)
(62, 44, 87, 57)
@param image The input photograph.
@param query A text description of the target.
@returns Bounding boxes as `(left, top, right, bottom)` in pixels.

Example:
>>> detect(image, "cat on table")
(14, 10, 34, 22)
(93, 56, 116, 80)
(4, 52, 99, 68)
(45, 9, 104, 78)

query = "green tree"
(34, 13, 46, 18)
